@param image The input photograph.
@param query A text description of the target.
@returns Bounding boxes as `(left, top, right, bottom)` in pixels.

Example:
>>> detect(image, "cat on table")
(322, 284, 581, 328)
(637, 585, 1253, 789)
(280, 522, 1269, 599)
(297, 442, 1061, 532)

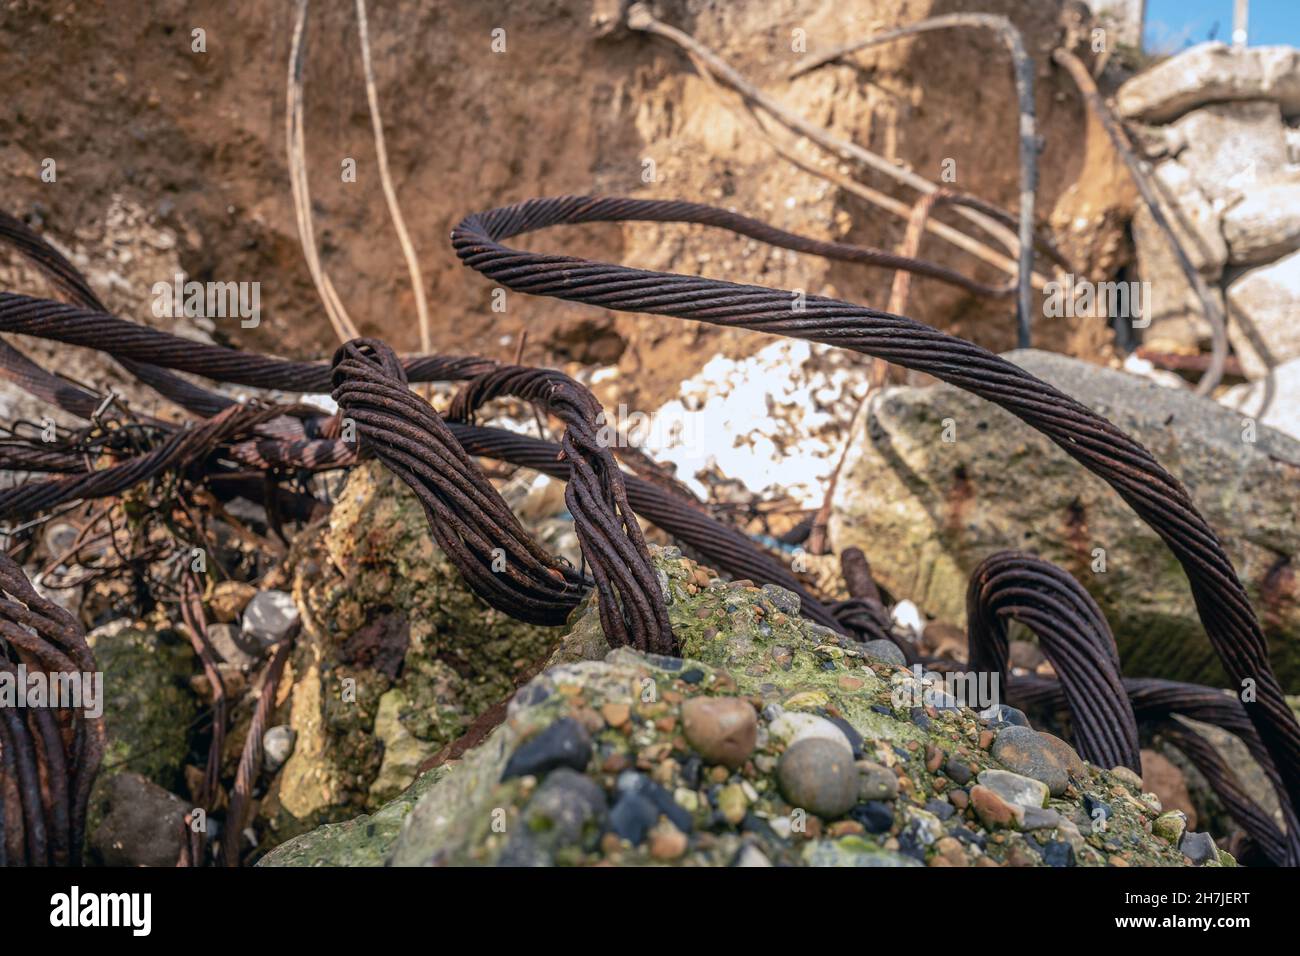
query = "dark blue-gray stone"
(501, 718, 592, 780)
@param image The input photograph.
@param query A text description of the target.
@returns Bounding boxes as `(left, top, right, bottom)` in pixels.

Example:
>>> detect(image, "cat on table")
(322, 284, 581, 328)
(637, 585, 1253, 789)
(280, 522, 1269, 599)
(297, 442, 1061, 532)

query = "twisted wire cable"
(1155, 719, 1289, 865)
(222, 637, 291, 867)
(444, 421, 843, 631)
(1011, 672, 1299, 865)
(0, 552, 103, 865)
(0, 707, 44, 865)
(330, 339, 586, 626)
(966, 550, 1140, 772)
(0, 292, 498, 399)
(0, 402, 283, 520)
(0, 211, 239, 419)
(450, 194, 1300, 825)
(829, 546, 895, 645)
(448, 365, 672, 652)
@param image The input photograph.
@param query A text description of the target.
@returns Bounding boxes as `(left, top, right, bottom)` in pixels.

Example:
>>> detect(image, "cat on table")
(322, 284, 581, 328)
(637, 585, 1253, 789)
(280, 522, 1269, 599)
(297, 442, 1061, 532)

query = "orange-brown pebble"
(970, 784, 1017, 829)
(648, 822, 688, 861)
(601, 702, 631, 728)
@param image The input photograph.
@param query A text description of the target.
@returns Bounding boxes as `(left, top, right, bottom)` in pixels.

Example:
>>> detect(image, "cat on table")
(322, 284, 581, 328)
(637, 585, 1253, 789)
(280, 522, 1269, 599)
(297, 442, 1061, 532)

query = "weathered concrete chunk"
(1220, 356, 1300, 442)
(1227, 248, 1300, 378)
(1169, 101, 1291, 205)
(88, 621, 199, 792)
(1136, 159, 1227, 277)
(1223, 180, 1300, 264)
(264, 552, 1203, 868)
(258, 461, 560, 849)
(1117, 42, 1300, 124)
(827, 350, 1300, 686)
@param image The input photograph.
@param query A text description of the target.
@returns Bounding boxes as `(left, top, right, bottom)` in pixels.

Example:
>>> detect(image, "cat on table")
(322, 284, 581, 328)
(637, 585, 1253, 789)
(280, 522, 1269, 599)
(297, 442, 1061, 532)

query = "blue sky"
(1145, 0, 1300, 51)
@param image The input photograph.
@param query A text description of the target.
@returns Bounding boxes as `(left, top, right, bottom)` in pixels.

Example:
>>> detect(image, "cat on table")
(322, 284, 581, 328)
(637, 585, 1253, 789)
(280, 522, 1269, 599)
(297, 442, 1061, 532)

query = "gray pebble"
(977, 768, 1049, 809)
(991, 725, 1074, 796)
(241, 590, 299, 645)
(263, 725, 296, 773)
(861, 639, 906, 666)
(1179, 830, 1218, 865)
(777, 737, 860, 819)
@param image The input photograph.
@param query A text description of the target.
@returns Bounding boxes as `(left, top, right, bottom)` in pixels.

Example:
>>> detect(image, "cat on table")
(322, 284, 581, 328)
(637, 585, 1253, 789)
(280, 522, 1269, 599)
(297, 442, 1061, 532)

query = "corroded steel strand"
(450, 194, 1300, 827)
(221, 638, 291, 867)
(331, 339, 586, 626)
(444, 421, 843, 631)
(1156, 719, 1289, 866)
(966, 550, 1140, 772)
(0, 553, 103, 865)
(449, 364, 672, 652)
(0, 291, 496, 398)
(832, 547, 894, 645)
(1011, 672, 1299, 866)
(0, 403, 283, 520)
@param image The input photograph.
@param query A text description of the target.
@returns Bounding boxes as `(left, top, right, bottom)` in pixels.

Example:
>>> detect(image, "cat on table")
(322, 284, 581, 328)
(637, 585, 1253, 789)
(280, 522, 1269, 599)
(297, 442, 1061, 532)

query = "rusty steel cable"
(965, 550, 1140, 773)
(0, 291, 471, 397)
(179, 572, 226, 818)
(1155, 719, 1289, 865)
(4, 196, 1298, 863)
(829, 546, 896, 646)
(331, 339, 587, 627)
(0, 402, 283, 521)
(448, 364, 672, 652)
(807, 186, 1026, 554)
(0, 211, 242, 420)
(222, 637, 291, 867)
(788, 11, 1040, 347)
(1011, 670, 1299, 866)
(450, 193, 1300, 830)
(0, 352, 845, 636)
(443, 421, 843, 631)
(0, 552, 103, 865)
(0, 707, 45, 865)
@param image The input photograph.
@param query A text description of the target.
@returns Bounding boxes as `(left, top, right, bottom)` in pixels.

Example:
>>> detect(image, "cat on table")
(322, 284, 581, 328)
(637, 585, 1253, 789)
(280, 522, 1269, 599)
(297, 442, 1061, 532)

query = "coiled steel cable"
(0, 402, 282, 520)
(443, 421, 843, 631)
(966, 550, 1140, 773)
(449, 194, 1300, 829)
(0, 211, 241, 420)
(1013, 671, 1300, 868)
(829, 546, 896, 646)
(0, 553, 103, 865)
(1155, 719, 1289, 865)
(447, 365, 672, 652)
(330, 339, 586, 627)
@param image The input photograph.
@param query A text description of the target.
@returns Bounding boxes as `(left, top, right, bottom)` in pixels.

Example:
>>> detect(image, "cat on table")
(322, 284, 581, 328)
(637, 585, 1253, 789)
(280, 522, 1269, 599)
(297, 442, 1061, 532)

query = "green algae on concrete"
(84, 620, 200, 843)
(257, 461, 561, 848)
(89, 620, 199, 791)
(258, 764, 448, 867)
(266, 550, 1204, 868)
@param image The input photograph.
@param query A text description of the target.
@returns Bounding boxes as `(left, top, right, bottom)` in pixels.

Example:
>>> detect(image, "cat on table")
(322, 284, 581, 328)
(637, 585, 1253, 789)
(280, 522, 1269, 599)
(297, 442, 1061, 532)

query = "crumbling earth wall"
(1, 0, 1133, 413)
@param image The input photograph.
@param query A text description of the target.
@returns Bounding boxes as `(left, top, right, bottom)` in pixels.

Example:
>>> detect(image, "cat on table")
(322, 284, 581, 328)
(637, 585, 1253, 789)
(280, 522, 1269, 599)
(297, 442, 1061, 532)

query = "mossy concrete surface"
(257, 462, 561, 850)
(264, 551, 1205, 868)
